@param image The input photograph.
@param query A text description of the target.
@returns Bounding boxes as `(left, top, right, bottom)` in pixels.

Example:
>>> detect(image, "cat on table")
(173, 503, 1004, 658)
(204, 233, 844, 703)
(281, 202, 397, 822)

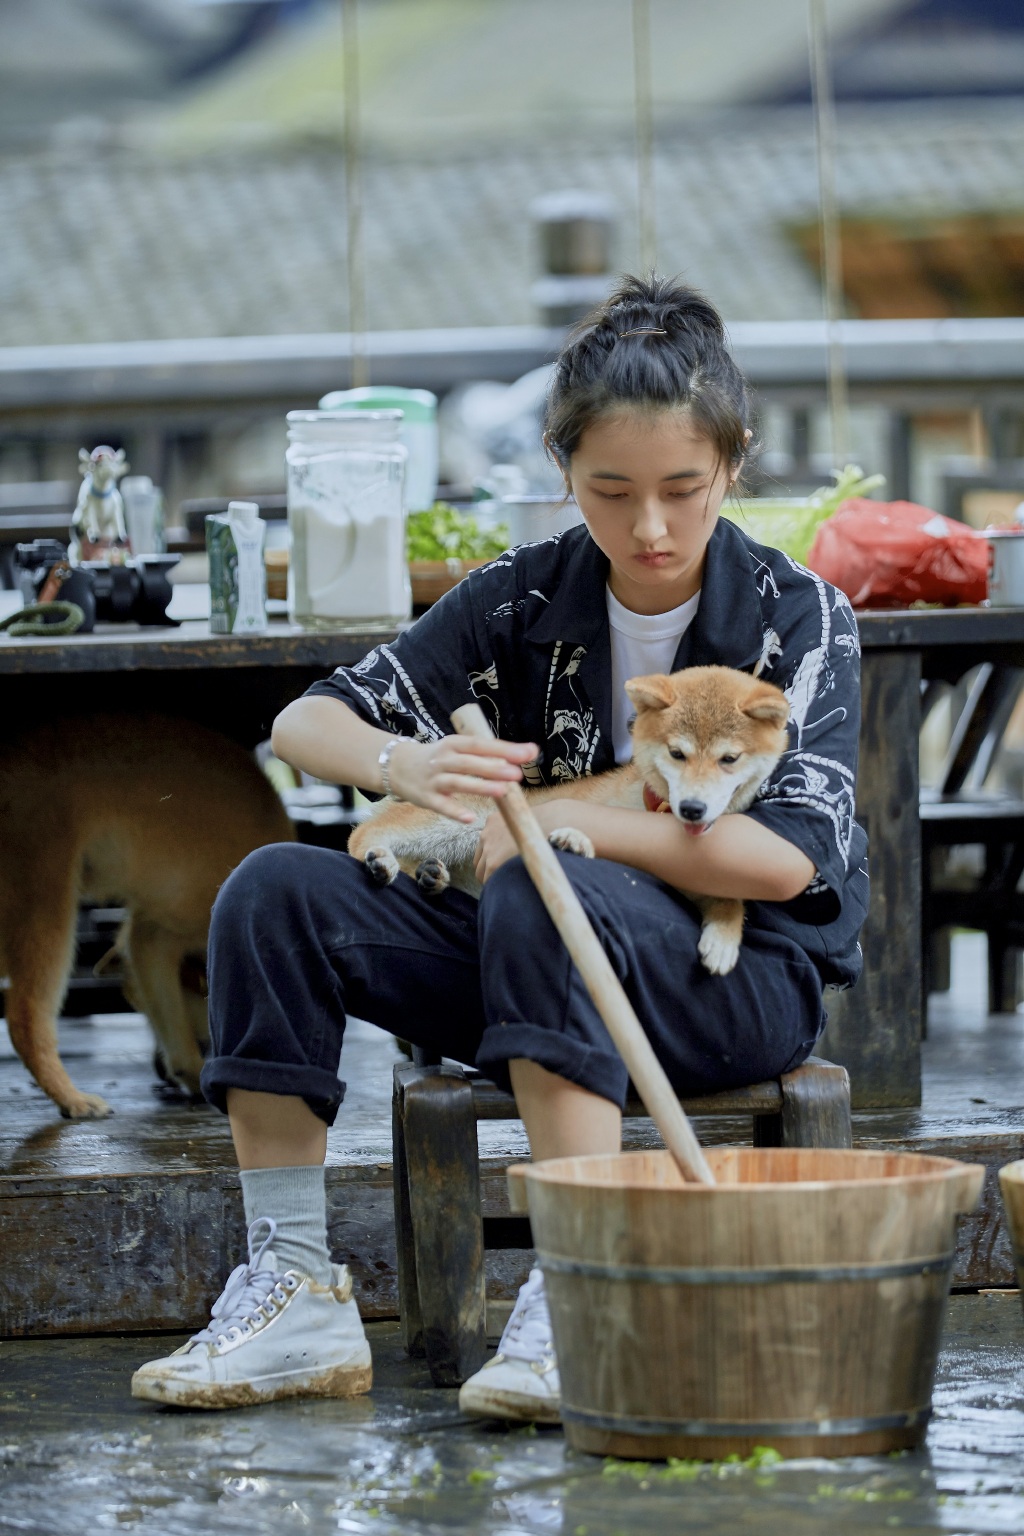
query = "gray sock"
(239, 1165, 332, 1284)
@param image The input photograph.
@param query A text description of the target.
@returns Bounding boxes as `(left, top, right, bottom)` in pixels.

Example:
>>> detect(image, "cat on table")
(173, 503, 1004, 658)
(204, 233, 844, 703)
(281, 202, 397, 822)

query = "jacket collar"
(524, 518, 767, 673)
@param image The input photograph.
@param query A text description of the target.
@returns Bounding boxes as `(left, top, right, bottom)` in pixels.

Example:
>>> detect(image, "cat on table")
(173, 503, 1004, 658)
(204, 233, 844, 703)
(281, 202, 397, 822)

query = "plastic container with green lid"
(319, 386, 438, 513)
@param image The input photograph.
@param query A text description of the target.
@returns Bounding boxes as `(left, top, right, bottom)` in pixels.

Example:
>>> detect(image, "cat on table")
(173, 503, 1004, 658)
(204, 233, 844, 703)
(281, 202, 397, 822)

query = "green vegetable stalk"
(406, 503, 511, 562)
(723, 465, 885, 564)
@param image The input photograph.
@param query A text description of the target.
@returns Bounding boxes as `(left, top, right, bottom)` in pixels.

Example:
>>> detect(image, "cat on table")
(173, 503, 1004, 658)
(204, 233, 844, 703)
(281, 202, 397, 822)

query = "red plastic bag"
(805, 498, 989, 608)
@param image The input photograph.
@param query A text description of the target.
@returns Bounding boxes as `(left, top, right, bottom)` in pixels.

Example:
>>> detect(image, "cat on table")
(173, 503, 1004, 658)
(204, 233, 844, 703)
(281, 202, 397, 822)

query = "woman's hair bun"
(602, 273, 725, 344)
(545, 271, 752, 476)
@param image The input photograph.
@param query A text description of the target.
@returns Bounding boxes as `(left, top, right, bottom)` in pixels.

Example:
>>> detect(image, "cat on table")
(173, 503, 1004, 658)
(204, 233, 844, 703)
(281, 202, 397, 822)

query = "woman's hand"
(387, 733, 539, 824)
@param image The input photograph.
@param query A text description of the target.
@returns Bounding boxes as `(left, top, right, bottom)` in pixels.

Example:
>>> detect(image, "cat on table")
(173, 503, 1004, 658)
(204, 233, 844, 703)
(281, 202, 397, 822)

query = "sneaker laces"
(496, 1268, 554, 1363)
(189, 1218, 298, 1349)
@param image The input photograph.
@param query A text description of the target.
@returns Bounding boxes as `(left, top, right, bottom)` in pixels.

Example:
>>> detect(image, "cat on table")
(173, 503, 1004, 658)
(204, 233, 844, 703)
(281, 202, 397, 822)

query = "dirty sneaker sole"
(131, 1358, 372, 1410)
(458, 1380, 561, 1424)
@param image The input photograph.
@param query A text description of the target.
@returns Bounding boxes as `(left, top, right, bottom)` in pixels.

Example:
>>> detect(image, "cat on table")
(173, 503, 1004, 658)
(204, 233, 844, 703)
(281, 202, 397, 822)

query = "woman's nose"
(633, 496, 668, 544)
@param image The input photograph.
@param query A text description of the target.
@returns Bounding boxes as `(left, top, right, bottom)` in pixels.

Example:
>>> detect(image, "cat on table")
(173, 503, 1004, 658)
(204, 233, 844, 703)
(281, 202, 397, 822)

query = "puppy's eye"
(719, 753, 740, 765)
(668, 747, 687, 761)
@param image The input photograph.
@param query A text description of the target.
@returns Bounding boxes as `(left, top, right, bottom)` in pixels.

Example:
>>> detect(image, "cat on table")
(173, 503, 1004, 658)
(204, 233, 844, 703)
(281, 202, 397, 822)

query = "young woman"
(132, 276, 868, 1419)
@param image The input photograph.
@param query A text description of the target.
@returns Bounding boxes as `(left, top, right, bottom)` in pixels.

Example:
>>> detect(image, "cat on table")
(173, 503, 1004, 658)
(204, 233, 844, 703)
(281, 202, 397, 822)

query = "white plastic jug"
(319, 386, 438, 513)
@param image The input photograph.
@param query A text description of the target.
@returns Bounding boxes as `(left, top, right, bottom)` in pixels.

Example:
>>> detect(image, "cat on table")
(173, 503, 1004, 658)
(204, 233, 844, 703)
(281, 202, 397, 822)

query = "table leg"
(819, 649, 922, 1108)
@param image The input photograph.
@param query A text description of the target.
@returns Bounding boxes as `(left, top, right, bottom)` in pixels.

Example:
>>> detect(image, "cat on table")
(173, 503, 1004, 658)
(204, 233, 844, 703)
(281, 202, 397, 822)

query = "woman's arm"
(475, 799, 815, 902)
(271, 695, 537, 823)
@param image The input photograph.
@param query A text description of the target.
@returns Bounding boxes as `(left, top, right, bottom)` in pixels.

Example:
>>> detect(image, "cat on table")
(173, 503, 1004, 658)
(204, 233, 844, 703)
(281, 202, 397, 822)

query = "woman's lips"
(634, 551, 673, 567)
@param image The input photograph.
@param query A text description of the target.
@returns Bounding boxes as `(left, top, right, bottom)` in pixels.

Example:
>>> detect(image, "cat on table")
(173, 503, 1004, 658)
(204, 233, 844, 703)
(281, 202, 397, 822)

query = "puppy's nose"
(677, 800, 706, 823)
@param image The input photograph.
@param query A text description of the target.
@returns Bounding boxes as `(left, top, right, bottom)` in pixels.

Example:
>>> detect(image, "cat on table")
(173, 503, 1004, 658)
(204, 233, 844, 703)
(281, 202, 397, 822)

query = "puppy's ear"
(743, 686, 790, 729)
(625, 674, 676, 713)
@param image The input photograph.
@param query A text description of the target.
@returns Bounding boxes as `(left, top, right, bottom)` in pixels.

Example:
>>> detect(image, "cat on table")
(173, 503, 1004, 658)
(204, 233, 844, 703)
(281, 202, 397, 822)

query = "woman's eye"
(594, 490, 629, 500)
(669, 747, 687, 761)
(719, 753, 740, 765)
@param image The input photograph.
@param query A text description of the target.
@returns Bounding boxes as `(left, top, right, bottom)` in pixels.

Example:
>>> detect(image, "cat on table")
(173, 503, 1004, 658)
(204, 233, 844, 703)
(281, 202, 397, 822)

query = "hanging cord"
(632, 0, 656, 274)
(0, 601, 85, 638)
(808, 0, 850, 465)
(342, 0, 369, 388)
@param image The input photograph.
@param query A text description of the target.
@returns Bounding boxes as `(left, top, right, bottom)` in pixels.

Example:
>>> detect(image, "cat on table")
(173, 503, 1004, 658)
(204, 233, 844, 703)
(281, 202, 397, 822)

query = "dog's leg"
(123, 920, 206, 1097)
(547, 827, 596, 858)
(4, 871, 111, 1119)
(696, 897, 746, 976)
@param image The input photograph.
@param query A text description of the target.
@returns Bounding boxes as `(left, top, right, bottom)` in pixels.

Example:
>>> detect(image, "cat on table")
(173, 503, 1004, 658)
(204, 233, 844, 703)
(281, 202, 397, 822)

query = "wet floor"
(1, 1294, 1022, 1536)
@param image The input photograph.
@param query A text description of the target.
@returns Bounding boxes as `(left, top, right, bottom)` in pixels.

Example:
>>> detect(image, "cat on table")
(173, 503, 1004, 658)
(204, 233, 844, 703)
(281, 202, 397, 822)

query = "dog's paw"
(364, 847, 400, 886)
(698, 924, 741, 976)
(548, 826, 595, 859)
(415, 857, 451, 896)
(60, 1091, 113, 1120)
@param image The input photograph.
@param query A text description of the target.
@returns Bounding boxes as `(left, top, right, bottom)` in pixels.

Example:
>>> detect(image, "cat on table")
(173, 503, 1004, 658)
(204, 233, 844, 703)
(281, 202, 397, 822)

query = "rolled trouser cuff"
(475, 1022, 628, 1107)
(200, 1056, 346, 1126)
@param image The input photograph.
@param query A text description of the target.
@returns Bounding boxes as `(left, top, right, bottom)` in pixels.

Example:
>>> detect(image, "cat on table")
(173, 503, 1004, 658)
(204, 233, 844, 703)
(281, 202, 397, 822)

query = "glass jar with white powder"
(286, 410, 410, 632)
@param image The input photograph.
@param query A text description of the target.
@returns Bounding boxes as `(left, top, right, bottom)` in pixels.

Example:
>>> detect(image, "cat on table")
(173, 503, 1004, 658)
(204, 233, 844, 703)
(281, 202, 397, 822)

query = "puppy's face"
(625, 666, 790, 835)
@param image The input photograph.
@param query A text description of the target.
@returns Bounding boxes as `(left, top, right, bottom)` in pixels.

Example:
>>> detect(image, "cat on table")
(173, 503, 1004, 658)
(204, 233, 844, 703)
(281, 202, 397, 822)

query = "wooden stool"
(392, 1053, 852, 1387)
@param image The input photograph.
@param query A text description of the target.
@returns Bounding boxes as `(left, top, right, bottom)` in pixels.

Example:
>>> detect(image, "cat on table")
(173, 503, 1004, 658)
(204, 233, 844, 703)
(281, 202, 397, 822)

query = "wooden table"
(826, 607, 1024, 1108)
(3, 606, 1023, 1108)
(0, 619, 388, 748)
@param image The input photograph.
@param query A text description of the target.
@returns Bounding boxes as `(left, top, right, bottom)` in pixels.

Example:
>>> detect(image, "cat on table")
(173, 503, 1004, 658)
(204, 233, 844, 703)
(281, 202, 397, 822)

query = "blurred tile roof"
(4, 100, 1024, 346)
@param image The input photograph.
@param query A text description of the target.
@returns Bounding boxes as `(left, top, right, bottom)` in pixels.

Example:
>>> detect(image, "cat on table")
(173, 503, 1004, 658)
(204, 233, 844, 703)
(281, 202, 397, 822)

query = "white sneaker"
(458, 1268, 560, 1423)
(131, 1219, 372, 1409)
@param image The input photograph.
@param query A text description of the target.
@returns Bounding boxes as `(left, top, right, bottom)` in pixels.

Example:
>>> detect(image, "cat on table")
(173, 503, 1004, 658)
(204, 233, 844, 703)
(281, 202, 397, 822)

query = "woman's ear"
(625, 674, 676, 713)
(729, 429, 753, 486)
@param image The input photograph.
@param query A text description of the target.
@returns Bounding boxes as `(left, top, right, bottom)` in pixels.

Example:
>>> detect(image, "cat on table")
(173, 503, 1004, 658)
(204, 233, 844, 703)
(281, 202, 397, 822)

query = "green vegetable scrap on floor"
(406, 502, 511, 562)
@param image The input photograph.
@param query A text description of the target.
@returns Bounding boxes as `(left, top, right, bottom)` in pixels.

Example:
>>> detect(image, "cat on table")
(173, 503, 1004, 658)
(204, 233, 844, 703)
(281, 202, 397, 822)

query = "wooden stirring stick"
(451, 703, 715, 1186)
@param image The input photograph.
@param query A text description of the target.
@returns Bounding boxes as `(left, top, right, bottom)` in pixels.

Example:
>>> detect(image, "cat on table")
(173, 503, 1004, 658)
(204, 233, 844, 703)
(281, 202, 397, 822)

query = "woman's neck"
(607, 557, 705, 616)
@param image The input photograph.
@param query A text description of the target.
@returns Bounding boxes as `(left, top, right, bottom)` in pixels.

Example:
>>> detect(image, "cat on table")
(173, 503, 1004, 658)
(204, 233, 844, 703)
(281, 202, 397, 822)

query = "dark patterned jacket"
(305, 518, 869, 988)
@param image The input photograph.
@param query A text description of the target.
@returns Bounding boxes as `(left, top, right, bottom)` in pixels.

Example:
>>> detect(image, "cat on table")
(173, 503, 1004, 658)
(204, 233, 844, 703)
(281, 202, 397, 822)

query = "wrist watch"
(378, 736, 403, 797)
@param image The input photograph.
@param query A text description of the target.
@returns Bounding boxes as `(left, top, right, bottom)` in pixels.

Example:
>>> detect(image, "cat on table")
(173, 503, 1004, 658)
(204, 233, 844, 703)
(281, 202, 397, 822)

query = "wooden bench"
(392, 1053, 852, 1387)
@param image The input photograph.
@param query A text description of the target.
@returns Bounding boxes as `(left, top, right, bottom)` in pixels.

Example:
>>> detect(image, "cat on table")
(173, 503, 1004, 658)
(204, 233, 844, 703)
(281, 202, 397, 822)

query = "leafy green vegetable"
(723, 464, 885, 564)
(406, 502, 510, 562)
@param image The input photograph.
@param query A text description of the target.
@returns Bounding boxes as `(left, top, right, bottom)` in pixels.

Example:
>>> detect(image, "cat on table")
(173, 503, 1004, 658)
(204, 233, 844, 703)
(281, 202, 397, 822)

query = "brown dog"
(349, 665, 790, 975)
(0, 714, 294, 1119)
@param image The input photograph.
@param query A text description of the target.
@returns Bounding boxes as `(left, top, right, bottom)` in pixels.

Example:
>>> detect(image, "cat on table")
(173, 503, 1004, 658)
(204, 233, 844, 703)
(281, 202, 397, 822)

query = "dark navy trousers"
(200, 843, 826, 1126)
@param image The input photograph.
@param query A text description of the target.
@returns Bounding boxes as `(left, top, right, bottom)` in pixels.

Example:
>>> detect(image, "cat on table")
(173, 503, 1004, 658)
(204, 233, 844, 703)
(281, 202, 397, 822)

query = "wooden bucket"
(511, 1146, 984, 1461)
(998, 1158, 1024, 1313)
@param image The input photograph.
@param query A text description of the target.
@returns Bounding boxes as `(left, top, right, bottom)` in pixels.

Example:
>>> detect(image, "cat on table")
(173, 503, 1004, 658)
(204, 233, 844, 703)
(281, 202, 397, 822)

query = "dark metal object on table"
(392, 1052, 852, 1388)
(12, 540, 180, 630)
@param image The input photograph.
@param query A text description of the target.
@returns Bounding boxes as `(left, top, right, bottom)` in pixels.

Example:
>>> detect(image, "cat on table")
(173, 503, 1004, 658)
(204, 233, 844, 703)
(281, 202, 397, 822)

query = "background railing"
(4, 317, 1024, 523)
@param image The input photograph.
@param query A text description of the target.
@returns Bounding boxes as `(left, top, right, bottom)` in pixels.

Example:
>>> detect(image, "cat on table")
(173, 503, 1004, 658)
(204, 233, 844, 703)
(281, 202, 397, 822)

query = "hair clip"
(617, 327, 667, 337)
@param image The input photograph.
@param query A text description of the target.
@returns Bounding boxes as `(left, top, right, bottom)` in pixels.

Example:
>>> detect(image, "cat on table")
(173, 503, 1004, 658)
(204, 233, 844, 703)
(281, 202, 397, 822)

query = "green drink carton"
(206, 501, 267, 634)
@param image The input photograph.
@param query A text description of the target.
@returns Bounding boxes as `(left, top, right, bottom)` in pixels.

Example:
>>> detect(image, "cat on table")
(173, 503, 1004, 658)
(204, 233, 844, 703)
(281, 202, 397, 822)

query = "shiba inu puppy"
(349, 665, 790, 975)
(0, 715, 294, 1120)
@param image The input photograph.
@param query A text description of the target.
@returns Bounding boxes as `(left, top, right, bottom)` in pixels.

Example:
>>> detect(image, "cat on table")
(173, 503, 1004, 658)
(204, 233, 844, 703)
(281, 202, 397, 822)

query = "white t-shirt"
(606, 585, 701, 763)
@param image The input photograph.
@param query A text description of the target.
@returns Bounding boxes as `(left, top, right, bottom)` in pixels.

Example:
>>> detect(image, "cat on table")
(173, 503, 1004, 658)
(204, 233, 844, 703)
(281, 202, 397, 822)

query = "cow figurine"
(71, 446, 130, 563)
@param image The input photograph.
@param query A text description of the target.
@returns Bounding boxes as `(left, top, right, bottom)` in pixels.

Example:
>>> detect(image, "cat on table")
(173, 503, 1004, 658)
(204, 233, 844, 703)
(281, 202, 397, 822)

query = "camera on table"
(13, 541, 179, 632)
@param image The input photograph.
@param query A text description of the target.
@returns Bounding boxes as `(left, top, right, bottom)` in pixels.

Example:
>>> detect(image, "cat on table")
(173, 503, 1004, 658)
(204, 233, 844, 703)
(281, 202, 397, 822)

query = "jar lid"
(287, 409, 404, 444)
(318, 387, 437, 423)
(287, 410, 403, 425)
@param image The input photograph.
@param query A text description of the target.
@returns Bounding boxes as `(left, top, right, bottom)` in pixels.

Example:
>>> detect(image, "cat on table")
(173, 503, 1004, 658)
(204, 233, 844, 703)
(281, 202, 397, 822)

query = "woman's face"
(567, 407, 737, 615)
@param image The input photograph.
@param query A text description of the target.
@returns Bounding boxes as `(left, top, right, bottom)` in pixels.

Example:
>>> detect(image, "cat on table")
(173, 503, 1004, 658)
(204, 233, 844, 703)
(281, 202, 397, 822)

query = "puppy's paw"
(60, 1091, 113, 1120)
(415, 857, 451, 896)
(364, 847, 400, 887)
(548, 826, 595, 859)
(698, 924, 741, 976)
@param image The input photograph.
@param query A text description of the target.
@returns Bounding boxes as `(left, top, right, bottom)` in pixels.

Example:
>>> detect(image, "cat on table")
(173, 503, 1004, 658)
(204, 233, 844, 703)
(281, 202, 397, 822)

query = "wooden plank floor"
(2, 935, 1021, 1337)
